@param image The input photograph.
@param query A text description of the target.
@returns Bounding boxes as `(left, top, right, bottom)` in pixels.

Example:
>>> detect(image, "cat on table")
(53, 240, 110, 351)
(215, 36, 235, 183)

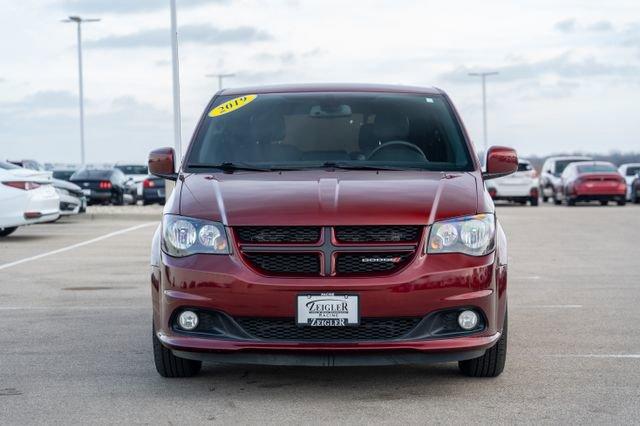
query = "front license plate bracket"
(296, 293, 359, 327)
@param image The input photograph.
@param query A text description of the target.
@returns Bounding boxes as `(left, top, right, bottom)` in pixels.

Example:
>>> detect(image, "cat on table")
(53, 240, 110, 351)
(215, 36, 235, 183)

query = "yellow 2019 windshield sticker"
(209, 94, 257, 117)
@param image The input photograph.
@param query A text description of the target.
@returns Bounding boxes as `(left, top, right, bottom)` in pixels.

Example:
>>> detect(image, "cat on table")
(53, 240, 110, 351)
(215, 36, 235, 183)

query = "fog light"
(178, 310, 199, 330)
(458, 310, 479, 330)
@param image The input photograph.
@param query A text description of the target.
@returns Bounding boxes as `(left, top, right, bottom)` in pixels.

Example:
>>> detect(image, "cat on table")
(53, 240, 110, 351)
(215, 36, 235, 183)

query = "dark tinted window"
(52, 170, 75, 180)
(555, 159, 589, 175)
(71, 169, 113, 180)
(517, 162, 532, 172)
(115, 165, 148, 175)
(625, 166, 640, 176)
(187, 92, 473, 171)
(576, 164, 617, 173)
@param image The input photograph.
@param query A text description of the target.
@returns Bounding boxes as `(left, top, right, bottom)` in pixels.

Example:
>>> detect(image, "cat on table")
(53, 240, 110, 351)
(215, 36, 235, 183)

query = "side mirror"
(482, 146, 518, 180)
(148, 147, 178, 180)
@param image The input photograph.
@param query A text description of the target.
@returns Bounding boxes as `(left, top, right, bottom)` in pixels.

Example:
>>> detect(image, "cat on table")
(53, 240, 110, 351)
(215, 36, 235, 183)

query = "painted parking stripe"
(0, 306, 139, 311)
(550, 354, 640, 359)
(0, 222, 157, 271)
(514, 305, 583, 308)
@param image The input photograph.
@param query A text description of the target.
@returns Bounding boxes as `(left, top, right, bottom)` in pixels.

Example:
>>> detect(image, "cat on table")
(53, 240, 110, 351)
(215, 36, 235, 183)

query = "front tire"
(459, 313, 507, 377)
(530, 196, 539, 206)
(617, 198, 626, 206)
(600, 200, 608, 206)
(0, 227, 18, 237)
(153, 326, 202, 378)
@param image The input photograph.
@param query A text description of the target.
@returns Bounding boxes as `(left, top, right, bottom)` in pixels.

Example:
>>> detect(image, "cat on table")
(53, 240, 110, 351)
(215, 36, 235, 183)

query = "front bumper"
(171, 344, 493, 366)
(152, 244, 507, 362)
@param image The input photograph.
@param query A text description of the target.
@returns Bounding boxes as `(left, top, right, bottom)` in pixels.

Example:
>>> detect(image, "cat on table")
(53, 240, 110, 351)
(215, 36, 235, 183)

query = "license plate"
(296, 293, 359, 327)
(82, 189, 91, 196)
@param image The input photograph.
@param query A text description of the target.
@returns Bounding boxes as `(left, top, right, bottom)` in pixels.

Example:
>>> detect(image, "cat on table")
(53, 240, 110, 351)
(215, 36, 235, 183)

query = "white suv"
(539, 156, 592, 204)
(485, 159, 539, 206)
(618, 163, 640, 201)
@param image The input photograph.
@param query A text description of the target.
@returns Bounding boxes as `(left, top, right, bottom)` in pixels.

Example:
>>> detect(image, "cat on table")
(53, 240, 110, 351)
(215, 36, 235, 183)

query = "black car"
(70, 168, 137, 205)
(632, 175, 640, 204)
(142, 176, 166, 205)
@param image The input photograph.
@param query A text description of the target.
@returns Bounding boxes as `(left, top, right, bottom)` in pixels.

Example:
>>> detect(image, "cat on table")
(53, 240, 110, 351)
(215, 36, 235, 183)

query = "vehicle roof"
(220, 83, 444, 96)
(547, 156, 593, 162)
(567, 161, 616, 168)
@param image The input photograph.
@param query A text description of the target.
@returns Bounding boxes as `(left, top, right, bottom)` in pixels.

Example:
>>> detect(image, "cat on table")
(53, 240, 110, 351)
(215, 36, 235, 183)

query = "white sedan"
(0, 161, 60, 237)
(485, 159, 540, 206)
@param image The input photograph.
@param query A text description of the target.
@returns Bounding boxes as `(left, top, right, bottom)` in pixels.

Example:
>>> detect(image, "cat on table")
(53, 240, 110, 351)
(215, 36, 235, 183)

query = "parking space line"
(549, 354, 640, 359)
(0, 306, 139, 311)
(0, 222, 157, 271)
(514, 305, 583, 308)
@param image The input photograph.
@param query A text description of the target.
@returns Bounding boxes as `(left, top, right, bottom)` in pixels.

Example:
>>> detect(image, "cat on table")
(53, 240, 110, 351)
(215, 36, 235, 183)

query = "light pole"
(468, 71, 499, 153)
(206, 73, 236, 90)
(62, 16, 100, 166)
(169, 0, 182, 164)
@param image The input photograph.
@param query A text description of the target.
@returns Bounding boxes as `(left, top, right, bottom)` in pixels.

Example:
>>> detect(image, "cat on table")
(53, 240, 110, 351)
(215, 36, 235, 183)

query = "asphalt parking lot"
(1, 204, 639, 424)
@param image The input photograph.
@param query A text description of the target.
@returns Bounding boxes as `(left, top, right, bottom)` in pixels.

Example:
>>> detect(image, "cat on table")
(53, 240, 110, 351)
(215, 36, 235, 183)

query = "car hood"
(179, 171, 479, 226)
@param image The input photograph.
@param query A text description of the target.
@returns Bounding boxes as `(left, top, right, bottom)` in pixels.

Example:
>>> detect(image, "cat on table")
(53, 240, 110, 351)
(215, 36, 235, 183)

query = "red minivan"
(149, 84, 517, 378)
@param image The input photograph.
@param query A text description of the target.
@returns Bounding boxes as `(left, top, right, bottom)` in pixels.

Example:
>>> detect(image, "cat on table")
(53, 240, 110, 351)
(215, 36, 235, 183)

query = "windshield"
(626, 166, 640, 176)
(186, 92, 473, 171)
(71, 169, 112, 180)
(555, 159, 589, 175)
(577, 164, 617, 173)
(517, 162, 532, 172)
(52, 170, 75, 180)
(115, 165, 148, 175)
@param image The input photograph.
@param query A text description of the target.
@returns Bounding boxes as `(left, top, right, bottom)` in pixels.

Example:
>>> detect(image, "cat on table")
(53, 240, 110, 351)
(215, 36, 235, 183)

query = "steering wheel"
(366, 141, 428, 161)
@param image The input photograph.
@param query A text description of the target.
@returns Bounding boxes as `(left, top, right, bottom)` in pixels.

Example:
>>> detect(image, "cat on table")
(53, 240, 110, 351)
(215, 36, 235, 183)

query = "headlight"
(162, 214, 230, 257)
(427, 214, 495, 256)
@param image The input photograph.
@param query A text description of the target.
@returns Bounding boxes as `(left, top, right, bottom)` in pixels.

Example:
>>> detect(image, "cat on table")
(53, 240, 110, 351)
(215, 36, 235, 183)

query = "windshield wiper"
(187, 162, 274, 172)
(318, 162, 425, 171)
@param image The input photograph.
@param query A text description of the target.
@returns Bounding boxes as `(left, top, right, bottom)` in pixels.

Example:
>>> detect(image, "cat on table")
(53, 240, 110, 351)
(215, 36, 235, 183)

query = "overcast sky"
(1, 0, 639, 165)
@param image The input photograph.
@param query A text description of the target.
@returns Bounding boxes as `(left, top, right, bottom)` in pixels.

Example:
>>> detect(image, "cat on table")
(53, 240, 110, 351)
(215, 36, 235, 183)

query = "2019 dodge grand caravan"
(148, 84, 518, 378)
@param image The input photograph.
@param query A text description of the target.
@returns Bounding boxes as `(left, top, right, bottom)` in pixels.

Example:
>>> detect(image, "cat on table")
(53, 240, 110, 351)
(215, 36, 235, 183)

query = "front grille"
(335, 226, 421, 243)
(236, 226, 321, 243)
(244, 253, 320, 275)
(237, 225, 420, 276)
(235, 317, 422, 341)
(336, 253, 411, 274)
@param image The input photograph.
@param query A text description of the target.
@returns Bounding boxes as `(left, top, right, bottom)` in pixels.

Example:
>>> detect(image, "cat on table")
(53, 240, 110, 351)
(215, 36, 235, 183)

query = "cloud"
(517, 80, 581, 100)
(587, 20, 614, 32)
(0, 95, 173, 164)
(554, 18, 576, 33)
(1, 90, 79, 112)
(56, 0, 226, 14)
(440, 52, 640, 83)
(86, 24, 272, 48)
(252, 48, 324, 65)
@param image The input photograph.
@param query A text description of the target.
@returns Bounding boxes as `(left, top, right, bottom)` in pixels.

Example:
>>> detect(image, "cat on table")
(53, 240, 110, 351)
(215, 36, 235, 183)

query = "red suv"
(149, 84, 517, 378)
